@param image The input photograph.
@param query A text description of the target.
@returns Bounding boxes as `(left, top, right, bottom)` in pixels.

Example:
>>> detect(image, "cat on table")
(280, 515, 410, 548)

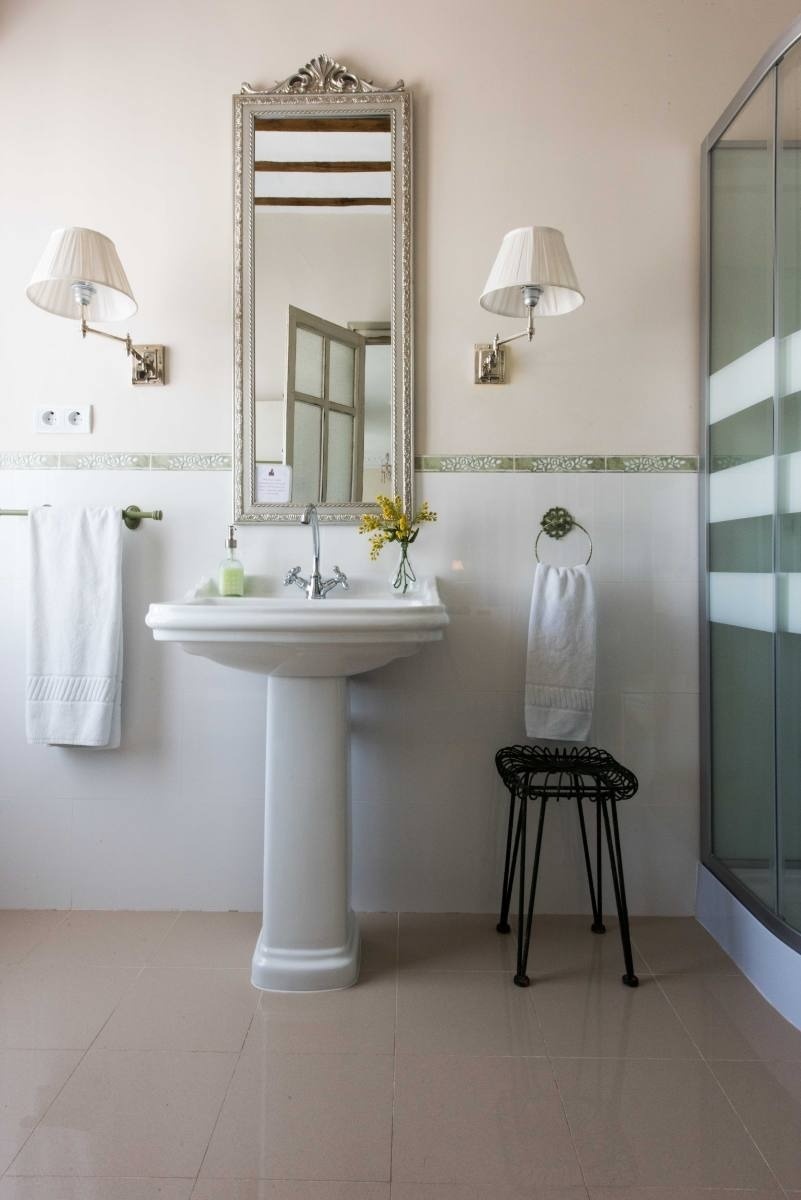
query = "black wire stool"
(495, 745, 639, 989)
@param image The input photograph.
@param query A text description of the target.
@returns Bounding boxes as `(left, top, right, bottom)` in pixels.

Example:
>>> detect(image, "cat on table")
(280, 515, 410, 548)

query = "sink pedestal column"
(251, 674, 360, 992)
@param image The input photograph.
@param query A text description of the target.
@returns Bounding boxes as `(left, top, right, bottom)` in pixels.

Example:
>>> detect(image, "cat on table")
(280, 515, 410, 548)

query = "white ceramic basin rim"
(146, 576, 448, 677)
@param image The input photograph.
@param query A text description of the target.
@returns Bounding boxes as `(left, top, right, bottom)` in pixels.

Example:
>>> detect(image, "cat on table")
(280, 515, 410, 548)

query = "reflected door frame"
(285, 305, 366, 502)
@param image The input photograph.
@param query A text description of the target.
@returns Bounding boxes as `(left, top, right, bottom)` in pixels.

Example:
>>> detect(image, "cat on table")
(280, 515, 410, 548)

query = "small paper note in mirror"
(256, 463, 292, 503)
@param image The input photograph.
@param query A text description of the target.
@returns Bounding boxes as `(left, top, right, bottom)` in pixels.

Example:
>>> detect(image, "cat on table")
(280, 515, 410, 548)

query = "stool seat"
(495, 745, 637, 801)
(495, 743, 639, 990)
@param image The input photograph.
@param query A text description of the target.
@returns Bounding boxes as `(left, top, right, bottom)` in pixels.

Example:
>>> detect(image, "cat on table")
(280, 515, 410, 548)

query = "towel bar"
(0, 505, 163, 530)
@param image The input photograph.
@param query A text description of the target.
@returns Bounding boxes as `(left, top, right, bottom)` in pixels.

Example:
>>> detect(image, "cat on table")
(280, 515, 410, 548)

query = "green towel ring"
(535, 506, 593, 565)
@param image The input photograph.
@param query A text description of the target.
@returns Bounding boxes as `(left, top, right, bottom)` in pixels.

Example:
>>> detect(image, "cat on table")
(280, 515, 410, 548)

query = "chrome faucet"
(284, 504, 349, 600)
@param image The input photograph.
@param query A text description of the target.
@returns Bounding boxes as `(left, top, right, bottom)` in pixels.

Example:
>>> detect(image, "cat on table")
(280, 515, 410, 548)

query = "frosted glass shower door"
(777, 43, 801, 931)
(707, 72, 777, 911)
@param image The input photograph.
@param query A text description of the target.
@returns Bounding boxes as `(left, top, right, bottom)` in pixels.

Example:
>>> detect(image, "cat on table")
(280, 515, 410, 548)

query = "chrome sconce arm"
(475, 287, 539, 384)
(79, 302, 165, 386)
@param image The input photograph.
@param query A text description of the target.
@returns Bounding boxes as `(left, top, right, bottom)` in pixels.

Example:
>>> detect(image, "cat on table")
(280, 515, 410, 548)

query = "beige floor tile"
(245, 971, 395, 1056)
(95, 966, 257, 1051)
(398, 914, 516, 972)
(0, 964, 137, 1049)
(0, 911, 67, 965)
(8, 1048, 236, 1178)
(533, 973, 698, 1059)
(711, 1059, 801, 1189)
(358, 912, 398, 973)
(515, 918, 647, 980)
(396, 970, 545, 1056)
(390, 1185, 589, 1198)
(552, 1057, 776, 1189)
(658, 973, 801, 1061)
(200, 1050, 394, 1181)
(23, 911, 178, 968)
(193, 1184, 390, 1199)
(0, 1181, 193, 1199)
(392, 1054, 583, 1188)
(151, 911, 261, 968)
(0, 1049, 81, 1174)
(629, 918, 739, 976)
(398, 915, 643, 979)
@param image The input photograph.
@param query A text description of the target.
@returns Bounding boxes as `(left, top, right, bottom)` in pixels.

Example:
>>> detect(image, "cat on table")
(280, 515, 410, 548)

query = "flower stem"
(393, 543, 417, 594)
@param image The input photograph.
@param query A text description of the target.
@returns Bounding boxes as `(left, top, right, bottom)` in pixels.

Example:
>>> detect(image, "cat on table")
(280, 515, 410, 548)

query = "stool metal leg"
(515, 794, 547, 988)
(497, 788, 519, 934)
(514, 793, 528, 985)
(575, 789, 602, 933)
(599, 789, 639, 988)
(593, 781, 605, 933)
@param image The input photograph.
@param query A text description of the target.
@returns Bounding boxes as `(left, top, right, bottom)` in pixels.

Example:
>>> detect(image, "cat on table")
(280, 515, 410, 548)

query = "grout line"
(1, 949, 153, 1177)
(12, 909, 71, 967)
(148, 910, 183, 959)
(388, 910, 400, 1186)
(190, 1008, 256, 1192)
(1, 909, 182, 1180)
(524, 966, 591, 1198)
(179, 910, 254, 1193)
(68, 798, 75, 910)
(652, 971, 789, 1197)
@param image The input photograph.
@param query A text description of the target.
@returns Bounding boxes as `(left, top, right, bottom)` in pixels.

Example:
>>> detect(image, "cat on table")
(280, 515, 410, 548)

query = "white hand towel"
(26, 507, 123, 748)
(525, 562, 596, 742)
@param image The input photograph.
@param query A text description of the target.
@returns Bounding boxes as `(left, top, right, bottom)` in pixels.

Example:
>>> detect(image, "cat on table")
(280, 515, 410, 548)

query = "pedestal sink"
(146, 579, 448, 991)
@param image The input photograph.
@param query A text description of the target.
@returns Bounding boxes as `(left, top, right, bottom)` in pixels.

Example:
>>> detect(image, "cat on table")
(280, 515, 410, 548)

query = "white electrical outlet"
(63, 405, 92, 434)
(33, 406, 62, 433)
(34, 405, 93, 434)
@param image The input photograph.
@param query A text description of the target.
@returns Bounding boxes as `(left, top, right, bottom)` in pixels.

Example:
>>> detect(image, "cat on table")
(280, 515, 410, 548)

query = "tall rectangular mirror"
(233, 55, 412, 523)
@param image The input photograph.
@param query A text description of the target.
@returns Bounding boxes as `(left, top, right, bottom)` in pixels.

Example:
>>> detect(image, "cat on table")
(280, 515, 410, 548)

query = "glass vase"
(390, 542, 418, 595)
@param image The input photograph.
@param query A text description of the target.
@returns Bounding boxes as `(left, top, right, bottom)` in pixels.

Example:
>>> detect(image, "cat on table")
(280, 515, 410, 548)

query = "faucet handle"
(320, 566, 349, 597)
(284, 566, 303, 587)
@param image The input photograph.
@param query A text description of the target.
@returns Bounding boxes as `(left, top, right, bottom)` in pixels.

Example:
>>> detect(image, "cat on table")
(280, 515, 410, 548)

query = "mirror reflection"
(254, 115, 393, 505)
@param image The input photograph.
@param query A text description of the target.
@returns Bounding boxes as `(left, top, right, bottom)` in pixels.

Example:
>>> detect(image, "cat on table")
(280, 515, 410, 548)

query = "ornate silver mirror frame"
(233, 54, 413, 523)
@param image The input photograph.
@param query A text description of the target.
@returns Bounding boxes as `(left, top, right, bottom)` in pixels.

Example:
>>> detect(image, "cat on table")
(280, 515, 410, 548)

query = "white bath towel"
(26, 507, 123, 748)
(525, 563, 596, 742)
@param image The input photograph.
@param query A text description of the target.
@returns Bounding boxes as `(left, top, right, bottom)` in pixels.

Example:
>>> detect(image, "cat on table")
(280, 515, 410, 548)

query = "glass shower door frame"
(701, 14, 801, 953)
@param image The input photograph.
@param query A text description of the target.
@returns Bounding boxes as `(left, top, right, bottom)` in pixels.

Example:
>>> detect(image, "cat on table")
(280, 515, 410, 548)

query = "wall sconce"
(26, 227, 166, 385)
(475, 225, 583, 384)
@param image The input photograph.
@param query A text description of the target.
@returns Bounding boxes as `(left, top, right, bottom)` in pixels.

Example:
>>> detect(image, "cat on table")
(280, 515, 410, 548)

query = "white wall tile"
(622, 692, 700, 807)
(0, 469, 700, 915)
(0, 795, 72, 908)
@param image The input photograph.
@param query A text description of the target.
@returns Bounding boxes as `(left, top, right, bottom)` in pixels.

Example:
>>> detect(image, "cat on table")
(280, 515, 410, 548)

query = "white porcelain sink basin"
(146, 577, 448, 677)
(146, 578, 447, 994)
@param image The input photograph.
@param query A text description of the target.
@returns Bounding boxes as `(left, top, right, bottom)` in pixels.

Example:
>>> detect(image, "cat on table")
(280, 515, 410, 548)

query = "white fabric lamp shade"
(480, 226, 584, 318)
(26, 227, 137, 322)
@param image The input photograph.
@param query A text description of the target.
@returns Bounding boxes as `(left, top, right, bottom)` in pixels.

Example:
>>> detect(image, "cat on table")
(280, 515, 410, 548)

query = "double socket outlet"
(34, 405, 93, 434)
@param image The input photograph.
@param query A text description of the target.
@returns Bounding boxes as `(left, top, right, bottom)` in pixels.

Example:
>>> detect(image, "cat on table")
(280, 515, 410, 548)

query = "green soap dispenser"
(219, 525, 245, 597)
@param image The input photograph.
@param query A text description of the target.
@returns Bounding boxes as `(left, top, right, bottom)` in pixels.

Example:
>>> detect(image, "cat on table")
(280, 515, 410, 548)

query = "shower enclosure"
(702, 19, 801, 949)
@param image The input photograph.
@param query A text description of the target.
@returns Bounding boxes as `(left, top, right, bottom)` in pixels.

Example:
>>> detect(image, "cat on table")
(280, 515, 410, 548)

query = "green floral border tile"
(151, 453, 232, 471)
(515, 455, 606, 472)
(415, 454, 514, 472)
(0, 452, 60, 470)
(60, 452, 150, 470)
(0, 452, 232, 472)
(415, 453, 697, 474)
(605, 455, 698, 472)
(0, 449, 698, 474)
